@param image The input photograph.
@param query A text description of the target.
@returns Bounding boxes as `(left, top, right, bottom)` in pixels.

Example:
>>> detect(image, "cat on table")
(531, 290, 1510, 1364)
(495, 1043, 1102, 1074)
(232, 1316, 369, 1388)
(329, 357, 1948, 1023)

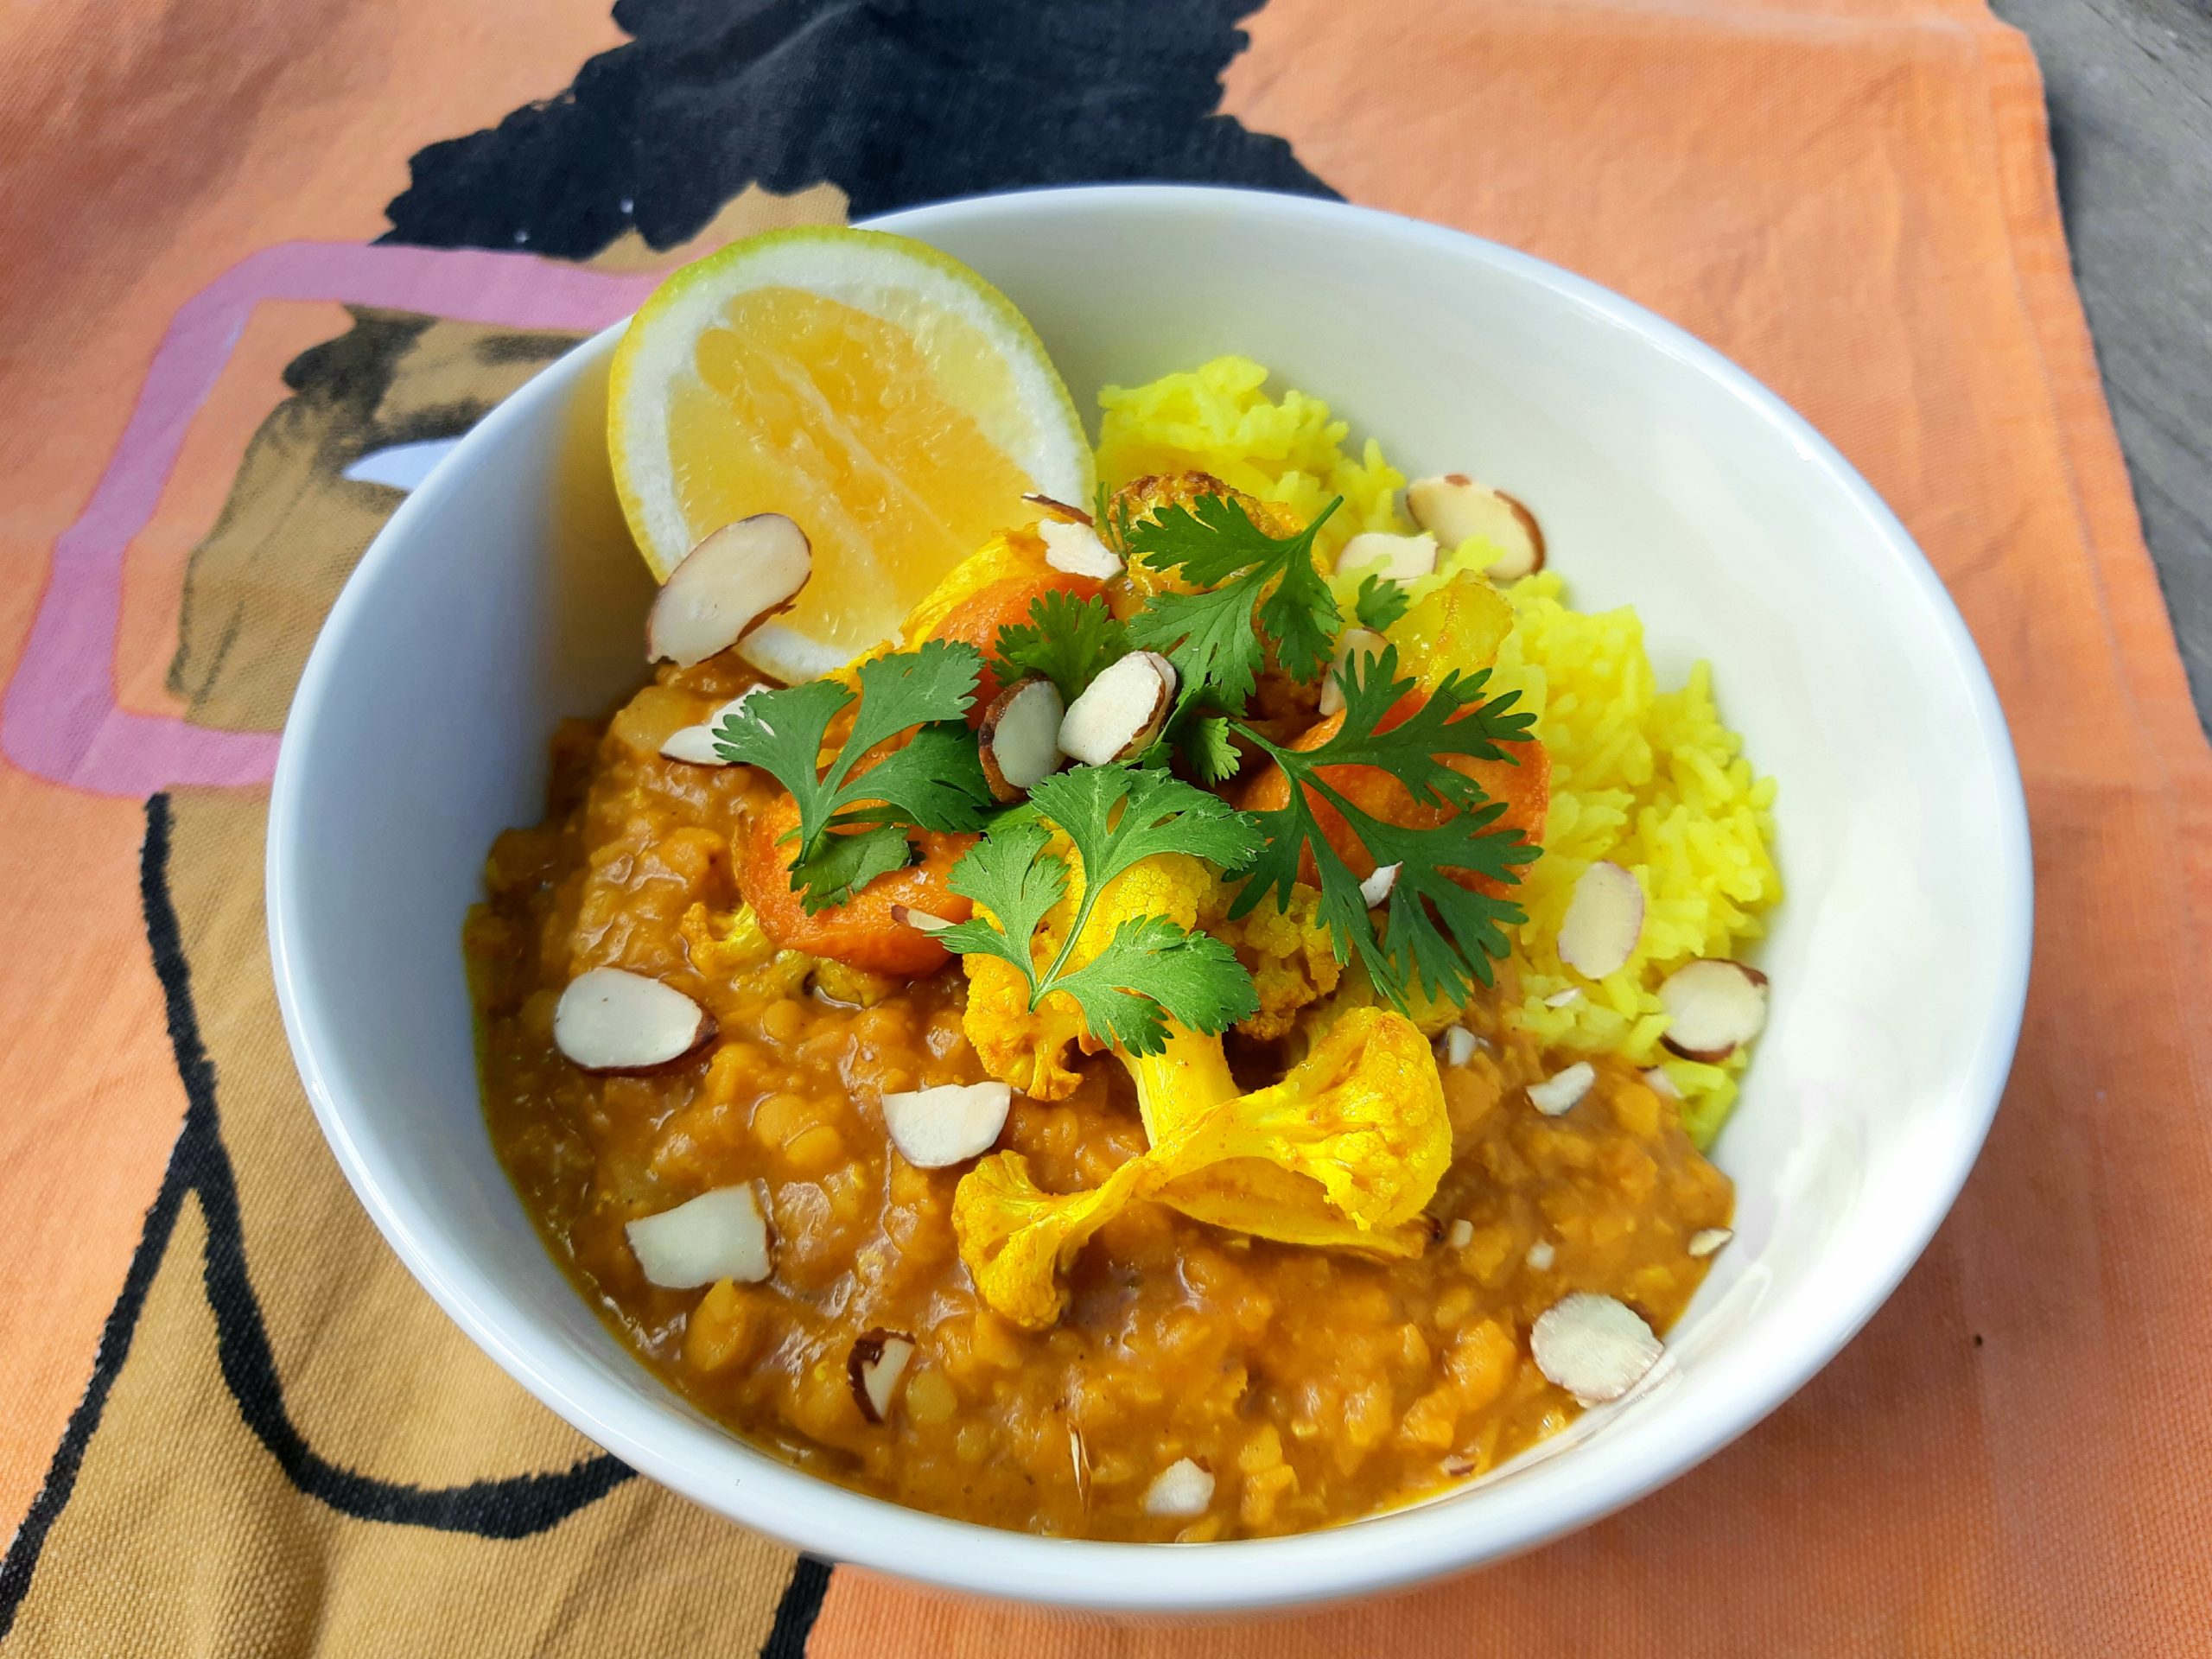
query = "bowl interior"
(269, 187, 2028, 1612)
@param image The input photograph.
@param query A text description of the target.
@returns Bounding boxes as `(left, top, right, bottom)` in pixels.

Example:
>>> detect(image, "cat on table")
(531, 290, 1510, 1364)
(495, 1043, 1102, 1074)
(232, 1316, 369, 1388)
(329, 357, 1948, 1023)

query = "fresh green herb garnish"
(987, 589, 1128, 703)
(1122, 494, 1344, 713)
(1230, 643, 1540, 1009)
(1353, 570, 1411, 632)
(938, 765, 1263, 1054)
(712, 639, 995, 911)
(1186, 715, 1243, 784)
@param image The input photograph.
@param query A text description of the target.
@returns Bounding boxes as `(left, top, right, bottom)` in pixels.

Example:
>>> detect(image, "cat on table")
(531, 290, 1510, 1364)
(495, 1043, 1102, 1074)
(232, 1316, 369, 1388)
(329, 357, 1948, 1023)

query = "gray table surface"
(1993, 0, 2212, 728)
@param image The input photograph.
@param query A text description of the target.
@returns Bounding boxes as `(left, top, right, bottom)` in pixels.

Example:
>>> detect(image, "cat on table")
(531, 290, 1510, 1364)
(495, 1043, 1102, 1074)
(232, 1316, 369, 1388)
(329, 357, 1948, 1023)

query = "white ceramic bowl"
(268, 186, 2031, 1613)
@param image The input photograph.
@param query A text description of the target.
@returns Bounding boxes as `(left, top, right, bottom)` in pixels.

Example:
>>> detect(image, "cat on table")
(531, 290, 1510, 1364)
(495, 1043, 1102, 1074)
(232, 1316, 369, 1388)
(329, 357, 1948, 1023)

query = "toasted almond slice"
(555, 968, 714, 1071)
(1530, 1292, 1662, 1405)
(1544, 987, 1583, 1008)
(1318, 626, 1389, 717)
(880, 1080, 1013, 1168)
(890, 903, 957, 935)
(1688, 1227, 1734, 1259)
(1658, 958, 1770, 1062)
(1039, 518, 1122, 580)
(1337, 530, 1439, 584)
(658, 724, 722, 766)
(1527, 1060, 1596, 1116)
(626, 1185, 771, 1288)
(658, 691, 761, 766)
(1023, 491, 1095, 526)
(1441, 1027, 1478, 1068)
(1142, 1457, 1215, 1517)
(1641, 1065, 1680, 1100)
(646, 514, 812, 670)
(847, 1327, 917, 1424)
(977, 677, 1066, 802)
(1404, 474, 1546, 582)
(1443, 1457, 1478, 1479)
(1058, 650, 1175, 765)
(1557, 861, 1643, 980)
(1445, 1218, 1475, 1249)
(1358, 862, 1401, 908)
(1525, 1239, 1556, 1272)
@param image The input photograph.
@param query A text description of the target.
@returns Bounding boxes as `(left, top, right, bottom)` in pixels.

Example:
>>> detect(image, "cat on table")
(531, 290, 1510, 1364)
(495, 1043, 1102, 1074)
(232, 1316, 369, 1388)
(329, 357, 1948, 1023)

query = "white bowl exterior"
(268, 187, 2030, 1613)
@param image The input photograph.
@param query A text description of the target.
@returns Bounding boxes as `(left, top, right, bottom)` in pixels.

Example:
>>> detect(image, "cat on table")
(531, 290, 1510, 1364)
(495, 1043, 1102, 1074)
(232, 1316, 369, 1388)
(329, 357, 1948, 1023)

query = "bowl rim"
(267, 182, 2032, 1613)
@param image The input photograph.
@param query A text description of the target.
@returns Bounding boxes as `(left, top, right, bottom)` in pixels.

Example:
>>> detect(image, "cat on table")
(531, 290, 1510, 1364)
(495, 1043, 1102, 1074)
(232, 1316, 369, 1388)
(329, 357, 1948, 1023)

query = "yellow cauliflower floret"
(1202, 880, 1342, 1040)
(956, 1007, 1449, 1328)
(960, 846, 1217, 1100)
(680, 902, 813, 999)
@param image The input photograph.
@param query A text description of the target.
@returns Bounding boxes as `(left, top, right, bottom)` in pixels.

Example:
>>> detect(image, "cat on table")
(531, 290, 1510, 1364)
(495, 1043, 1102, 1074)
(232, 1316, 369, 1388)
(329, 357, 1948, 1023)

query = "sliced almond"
(1023, 491, 1094, 526)
(1058, 650, 1175, 765)
(555, 968, 714, 1071)
(890, 903, 957, 935)
(1038, 518, 1122, 580)
(1404, 474, 1546, 582)
(1358, 862, 1401, 908)
(976, 677, 1067, 802)
(1687, 1227, 1734, 1259)
(626, 1185, 771, 1288)
(1530, 1292, 1662, 1405)
(658, 691, 762, 766)
(847, 1328, 917, 1424)
(1525, 1239, 1556, 1272)
(1317, 626, 1389, 717)
(1556, 861, 1643, 980)
(1336, 530, 1439, 584)
(1443, 1457, 1478, 1479)
(1544, 987, 1583, 1008)
(1445, 1218, 1475, 1250)
(1441, 1026, 1478, 1068)
(1657, 958, 1770, 1062)
(1141, 1457, 1215, 1517)
(880, 1080, 1013, 1168)
(1527, 1060, 1596, 1116)
(646, 514, 811, 669)
(1641, 1065, 1680, 1101)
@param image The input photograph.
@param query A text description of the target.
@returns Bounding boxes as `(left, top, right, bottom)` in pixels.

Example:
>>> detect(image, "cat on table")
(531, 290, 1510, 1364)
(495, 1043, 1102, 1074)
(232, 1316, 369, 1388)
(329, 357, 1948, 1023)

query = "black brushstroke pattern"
(384, 0, 1333, 259)
(0, 796, 639, 1642)
(760, 1556, 834, 1658)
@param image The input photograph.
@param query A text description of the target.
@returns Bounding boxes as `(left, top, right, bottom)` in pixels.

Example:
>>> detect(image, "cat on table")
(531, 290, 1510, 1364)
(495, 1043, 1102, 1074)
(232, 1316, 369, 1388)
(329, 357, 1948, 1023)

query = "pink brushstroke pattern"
(3, 241, 656, 798)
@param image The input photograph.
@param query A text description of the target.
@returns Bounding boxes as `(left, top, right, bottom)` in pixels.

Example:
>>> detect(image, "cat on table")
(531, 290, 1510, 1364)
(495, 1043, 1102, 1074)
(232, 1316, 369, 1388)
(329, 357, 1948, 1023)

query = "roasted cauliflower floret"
(955, 1007, 1450, 1328)
(1202, 880, 1342, 1040)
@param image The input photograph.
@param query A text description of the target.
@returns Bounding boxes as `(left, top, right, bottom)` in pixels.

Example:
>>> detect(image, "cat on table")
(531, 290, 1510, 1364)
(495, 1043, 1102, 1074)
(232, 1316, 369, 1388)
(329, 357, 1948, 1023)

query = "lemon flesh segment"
(608, 227, 1092, 683)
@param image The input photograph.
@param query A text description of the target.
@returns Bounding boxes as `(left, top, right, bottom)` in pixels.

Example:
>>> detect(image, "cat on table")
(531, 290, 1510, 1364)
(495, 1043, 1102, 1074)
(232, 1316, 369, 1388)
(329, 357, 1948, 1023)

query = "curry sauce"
(467, 656, 1734, 1541)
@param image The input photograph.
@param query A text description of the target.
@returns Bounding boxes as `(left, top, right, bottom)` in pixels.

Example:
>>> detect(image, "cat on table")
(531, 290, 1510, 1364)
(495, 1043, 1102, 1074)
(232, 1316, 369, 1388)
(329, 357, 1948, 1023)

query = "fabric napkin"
(1, 0, 2204, 1653)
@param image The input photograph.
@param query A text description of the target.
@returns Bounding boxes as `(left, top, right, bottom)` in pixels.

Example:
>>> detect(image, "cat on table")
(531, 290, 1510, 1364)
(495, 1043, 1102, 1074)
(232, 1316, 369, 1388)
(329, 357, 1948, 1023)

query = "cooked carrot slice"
(739, 794, 976, 976)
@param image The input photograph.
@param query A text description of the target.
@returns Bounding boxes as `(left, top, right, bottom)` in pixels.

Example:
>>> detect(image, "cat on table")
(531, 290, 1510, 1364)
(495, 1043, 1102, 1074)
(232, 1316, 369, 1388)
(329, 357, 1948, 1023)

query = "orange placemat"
(1, 2, 2204, 1653)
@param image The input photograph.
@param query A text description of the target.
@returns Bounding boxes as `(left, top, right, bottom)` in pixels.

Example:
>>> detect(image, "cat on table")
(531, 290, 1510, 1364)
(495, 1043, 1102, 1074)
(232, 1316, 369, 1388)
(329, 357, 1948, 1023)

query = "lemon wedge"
(608, 226, 1093, 683)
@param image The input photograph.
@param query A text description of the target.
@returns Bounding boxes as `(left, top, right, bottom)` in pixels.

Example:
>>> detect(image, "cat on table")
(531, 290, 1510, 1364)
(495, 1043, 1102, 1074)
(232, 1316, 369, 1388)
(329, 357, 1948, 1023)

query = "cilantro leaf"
(1354, 571, 1411, 632)
(939, 765, 1263, 1054)
(1122, 493, 1343, 713)
(712, 639, 994, 909)
(791, 823, 913, 912)
(1230, 643, 1541, 1010)
(987, 590, 1128, 703)
(1186, 715, 1243, 784)
(1052, 914, 1256, 1054)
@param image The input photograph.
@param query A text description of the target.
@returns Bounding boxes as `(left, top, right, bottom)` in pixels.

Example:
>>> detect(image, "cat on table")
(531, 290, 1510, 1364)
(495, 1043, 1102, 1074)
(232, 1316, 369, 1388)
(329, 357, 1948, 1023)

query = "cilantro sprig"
(987, 589, 1128, 703)
(1122, 493, 1343, 714)
(711, 639, 995, 912)
(1353, 570, 1410, 632)
(1230, 643, 1540, 1009)
(938, 766, 1263, 1054)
